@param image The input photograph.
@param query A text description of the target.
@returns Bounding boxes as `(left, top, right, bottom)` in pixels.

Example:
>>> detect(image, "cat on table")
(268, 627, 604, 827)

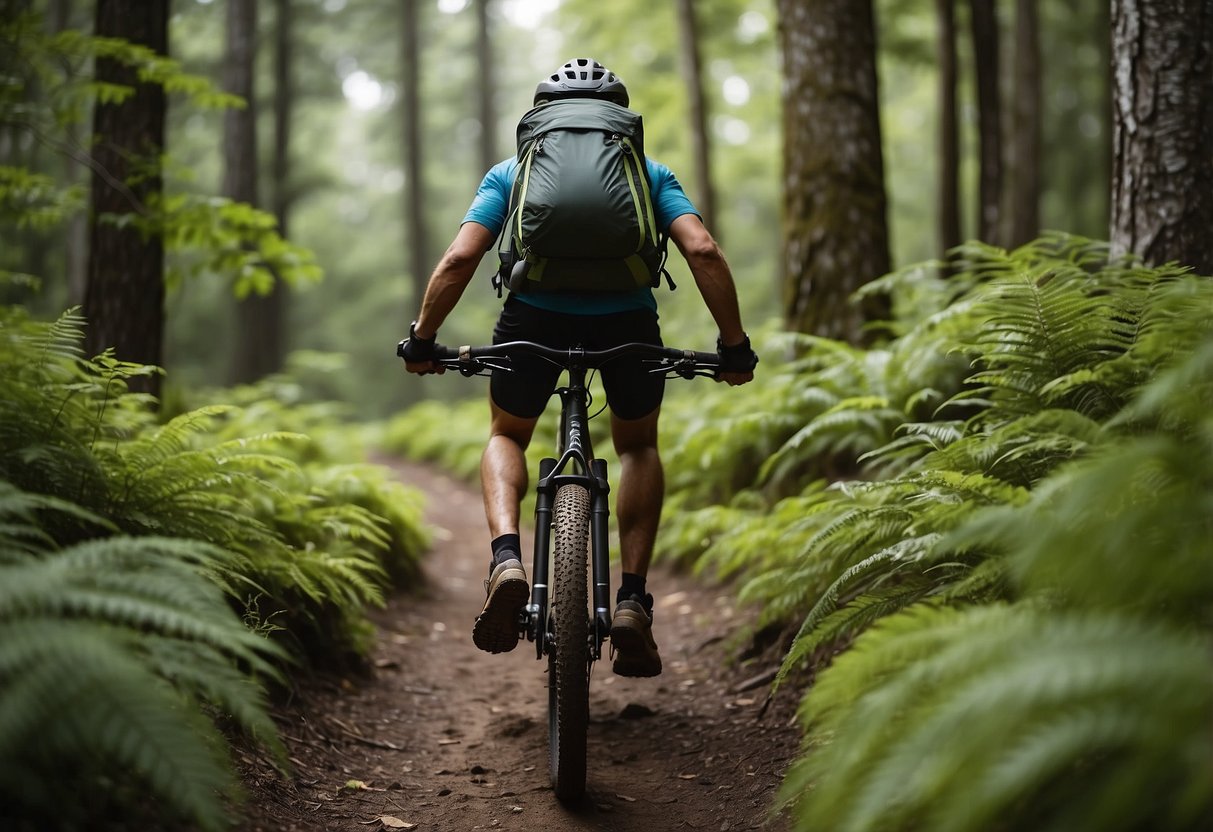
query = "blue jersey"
(462, 157, 700, 315)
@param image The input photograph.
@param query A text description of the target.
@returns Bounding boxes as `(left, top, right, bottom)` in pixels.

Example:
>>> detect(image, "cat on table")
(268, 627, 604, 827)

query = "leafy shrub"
(781, 331, 1213, 831)
(0, 484, 285, 831)
(0, 304, 429, 660)
(0, 300, 432, 827)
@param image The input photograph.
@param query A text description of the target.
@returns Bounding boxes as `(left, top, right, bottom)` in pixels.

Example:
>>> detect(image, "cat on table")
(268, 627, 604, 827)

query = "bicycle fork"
(525, 456, 612, 662)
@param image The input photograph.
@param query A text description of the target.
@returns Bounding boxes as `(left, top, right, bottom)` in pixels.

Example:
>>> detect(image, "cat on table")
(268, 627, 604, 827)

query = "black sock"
(491, 533, 522, 568)
(618, 572, 647, 604)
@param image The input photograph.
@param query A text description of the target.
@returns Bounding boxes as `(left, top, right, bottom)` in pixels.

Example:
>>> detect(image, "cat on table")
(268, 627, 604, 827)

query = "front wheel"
(548, 484, 590, 802)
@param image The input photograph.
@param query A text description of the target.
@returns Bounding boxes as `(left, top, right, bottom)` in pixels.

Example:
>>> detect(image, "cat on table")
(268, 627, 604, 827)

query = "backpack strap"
(655, 232, 676, 291)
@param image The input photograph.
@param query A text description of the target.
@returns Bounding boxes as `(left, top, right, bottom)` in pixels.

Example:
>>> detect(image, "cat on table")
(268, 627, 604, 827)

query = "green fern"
(781, 604, 1213, 832)
(0, 518, 286, 831)
(778, 319, 1213, 832)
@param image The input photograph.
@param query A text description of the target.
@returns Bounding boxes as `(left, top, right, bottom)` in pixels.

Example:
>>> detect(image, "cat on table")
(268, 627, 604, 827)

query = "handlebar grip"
(396, 338, 460, 362)
(691, 350, 720, 365)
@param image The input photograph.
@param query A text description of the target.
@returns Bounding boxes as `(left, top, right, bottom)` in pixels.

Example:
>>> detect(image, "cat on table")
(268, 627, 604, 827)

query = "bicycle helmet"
(533, 58, 629, 107)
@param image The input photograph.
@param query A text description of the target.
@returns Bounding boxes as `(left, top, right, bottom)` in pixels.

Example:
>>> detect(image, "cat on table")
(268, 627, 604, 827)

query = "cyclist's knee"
(489, 396, 538, 449)
(611, 409, 660, 456)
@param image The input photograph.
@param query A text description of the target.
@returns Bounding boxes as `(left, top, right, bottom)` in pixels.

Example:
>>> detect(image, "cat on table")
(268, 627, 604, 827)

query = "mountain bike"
(396, 338, 721, 802)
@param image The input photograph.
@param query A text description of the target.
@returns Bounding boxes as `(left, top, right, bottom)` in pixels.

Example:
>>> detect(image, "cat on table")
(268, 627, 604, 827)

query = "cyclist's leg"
(610, 408, 663, 581)
(484, 295, 563, 540)
(599, 309, 665, 677)
(481, 396, 538, 540)
(474, 300, 560, 653)
(607, 409, 664, 676)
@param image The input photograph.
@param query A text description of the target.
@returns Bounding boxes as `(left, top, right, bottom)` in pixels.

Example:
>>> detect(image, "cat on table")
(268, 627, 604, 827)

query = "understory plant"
(781, 331, 1213, 831)
(0, 299, 431, 829)
(652, 234, 1212, 831)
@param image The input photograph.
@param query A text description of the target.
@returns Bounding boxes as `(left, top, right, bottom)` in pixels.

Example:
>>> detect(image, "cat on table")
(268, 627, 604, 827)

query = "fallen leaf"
(379, 817, 416, 830)
(438, 739, 460, 746)
(678, 773, 699, 780)
(345, 780, 369, 790)
(616, 793, 637, 802)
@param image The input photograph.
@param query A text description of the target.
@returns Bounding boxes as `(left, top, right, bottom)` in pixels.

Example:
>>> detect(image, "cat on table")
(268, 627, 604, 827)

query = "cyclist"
(401, 58, 757, 678)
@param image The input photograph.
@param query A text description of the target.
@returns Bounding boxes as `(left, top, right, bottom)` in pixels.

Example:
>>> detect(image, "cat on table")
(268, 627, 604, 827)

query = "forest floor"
(237, 461, 800, 832)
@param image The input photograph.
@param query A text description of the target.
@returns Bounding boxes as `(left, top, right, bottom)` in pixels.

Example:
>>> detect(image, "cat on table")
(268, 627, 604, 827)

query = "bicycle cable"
(586, 369, 609, 421)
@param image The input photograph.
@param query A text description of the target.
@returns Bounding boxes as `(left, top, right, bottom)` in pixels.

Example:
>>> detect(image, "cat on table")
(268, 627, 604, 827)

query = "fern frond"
(785, 605, 1213, 832)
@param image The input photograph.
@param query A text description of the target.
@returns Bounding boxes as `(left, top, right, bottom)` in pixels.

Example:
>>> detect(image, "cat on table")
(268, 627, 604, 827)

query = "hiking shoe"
(610, 594, 662, 677)
(472, 558, 528, 653)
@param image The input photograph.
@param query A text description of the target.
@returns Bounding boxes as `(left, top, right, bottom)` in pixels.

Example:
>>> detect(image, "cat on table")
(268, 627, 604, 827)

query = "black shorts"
(490, 296, 665, 421)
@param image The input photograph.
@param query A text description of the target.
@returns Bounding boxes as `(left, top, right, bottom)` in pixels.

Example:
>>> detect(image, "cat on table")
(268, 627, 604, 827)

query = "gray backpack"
(495, 98, 672, 295)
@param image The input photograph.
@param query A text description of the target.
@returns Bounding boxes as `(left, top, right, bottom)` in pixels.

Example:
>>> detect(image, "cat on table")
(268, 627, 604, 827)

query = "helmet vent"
(535, 58, 629, 107)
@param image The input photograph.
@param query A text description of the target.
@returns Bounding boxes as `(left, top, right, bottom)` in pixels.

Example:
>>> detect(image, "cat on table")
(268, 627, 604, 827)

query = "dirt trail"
(239, 461, 799, 832)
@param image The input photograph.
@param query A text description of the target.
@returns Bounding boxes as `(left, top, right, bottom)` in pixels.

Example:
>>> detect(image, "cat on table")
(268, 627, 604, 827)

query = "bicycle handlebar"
(397, 339, 722, 379)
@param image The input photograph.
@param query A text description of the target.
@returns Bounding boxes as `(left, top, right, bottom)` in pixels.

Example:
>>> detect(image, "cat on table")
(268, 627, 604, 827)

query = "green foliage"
(1, 10, 321, 318)
(0, 298, 433, 826)
(782, 604, 1212, 832)
(0, 300, 429, 657)
(0, 485, 286, 831)
(781, 336, 1213, 829)
(155, 191, 323, 295)
(692, 238, 1213, 831)
(0, 166, 85, 230)
(661, 237, 1212, 649)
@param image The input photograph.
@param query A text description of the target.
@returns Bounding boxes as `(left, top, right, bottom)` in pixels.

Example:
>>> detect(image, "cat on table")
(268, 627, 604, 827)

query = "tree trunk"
(225, 0, 280, 384)
(1110, 0, 1213, 274)
(936, 0, 961, 267)
(777, 0, 891, 343)
(675, 0, 718, 237)
(50, 0, 89, 305)
(267, 0, 293, 356)
(401, 0, 429, 313)
(1097, 0, 1114, 233)
(474, 0, 497, 172)
(1007, 0, 1041, 247)
(84, 0, 167, 399)
(969, 0, 1003, 245)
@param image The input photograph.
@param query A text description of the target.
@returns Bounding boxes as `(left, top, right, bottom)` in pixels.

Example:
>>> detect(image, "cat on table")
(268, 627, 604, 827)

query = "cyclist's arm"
(667, 214, 746, 347)
(667, 214, 753, 386)
(413, 221, 495, 339)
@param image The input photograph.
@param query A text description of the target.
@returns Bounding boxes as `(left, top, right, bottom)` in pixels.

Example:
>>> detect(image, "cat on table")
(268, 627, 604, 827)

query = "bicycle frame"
(527, 355, 612, 662)
(398, 337, 722, 665)
(398, 336, 724, 800)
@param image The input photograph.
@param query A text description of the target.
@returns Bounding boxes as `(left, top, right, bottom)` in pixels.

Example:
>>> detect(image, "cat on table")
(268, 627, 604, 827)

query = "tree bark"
(265, 0, 293, 359)
(969, 0, 1003, 245)
(474, 0, 497, 173)
(1110, 0, 1213, 274)
(225, 0, 280, 384)
(675, 0, 718, 237)
(778, 0, 891, 343)
(936, 0, 961, 267)
(401, 0, 429, 312)
(1007, 0, 1041, 247)
(50, 0, 89, 305)
(84, 0, 167, 399)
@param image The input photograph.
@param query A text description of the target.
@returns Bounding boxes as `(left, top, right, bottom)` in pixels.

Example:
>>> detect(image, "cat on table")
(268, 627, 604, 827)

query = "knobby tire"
(548, 484, 591, 802)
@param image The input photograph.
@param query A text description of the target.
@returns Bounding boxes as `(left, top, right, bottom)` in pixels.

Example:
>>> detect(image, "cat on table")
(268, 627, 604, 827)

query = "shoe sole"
(610, 608, 662, 677)
(472, 568, 528, 653)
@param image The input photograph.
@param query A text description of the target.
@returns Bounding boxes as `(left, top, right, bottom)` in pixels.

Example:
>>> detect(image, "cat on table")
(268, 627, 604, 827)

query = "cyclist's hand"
(400, 323, 446, 375)
(717, 369, 753, 386)
(716, 334, 758, 386)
